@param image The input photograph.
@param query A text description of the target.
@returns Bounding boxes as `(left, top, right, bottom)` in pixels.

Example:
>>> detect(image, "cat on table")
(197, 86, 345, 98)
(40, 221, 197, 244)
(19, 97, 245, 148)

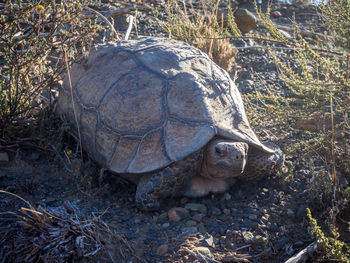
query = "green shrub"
(255, 0, 349, 183)
(308, 208, 350, 263)
(255, 0, 350, 260)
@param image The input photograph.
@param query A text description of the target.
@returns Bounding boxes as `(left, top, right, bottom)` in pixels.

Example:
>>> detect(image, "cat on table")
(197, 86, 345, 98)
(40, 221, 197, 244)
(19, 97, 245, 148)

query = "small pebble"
(269, 222, 278, 232)
(193, 247, 213, 259)
(224, 193, 232, 201)
(185, 220, 197, 227)
(286, 209, 294, 216)
(231, 208, 238, 214)
(168, 207, 189, 222)
(223, 209, 230, 215)
(201, 233, 215, 248)
(242, 231, 267, 246)
(162, 223, 170, 228)
(242, 231, 254, 243)
(185, 203, 207, 214)
(30, 152, 40, 160)
(156, 244, 168, 256)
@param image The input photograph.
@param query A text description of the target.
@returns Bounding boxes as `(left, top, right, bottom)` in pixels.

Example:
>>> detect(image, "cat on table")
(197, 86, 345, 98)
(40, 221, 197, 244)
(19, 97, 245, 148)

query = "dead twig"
(284, 242, 318, 263)
(0, 191, 134, 262)
(124, 15, 134, 40)
(63, 49, 83, 162)
(48, 143, 72, 174)
(234, 244, 252, 251)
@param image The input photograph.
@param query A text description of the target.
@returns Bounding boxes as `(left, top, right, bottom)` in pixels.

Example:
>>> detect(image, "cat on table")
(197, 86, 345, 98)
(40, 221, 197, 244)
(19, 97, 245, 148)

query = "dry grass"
(0, 190, 134, 263)
(155, 0, 238, 73)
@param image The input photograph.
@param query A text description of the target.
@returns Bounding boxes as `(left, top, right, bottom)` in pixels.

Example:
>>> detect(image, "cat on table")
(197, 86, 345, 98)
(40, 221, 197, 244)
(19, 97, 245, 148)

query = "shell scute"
(167, 73, 211, 123)
(165, 120, 215, 162)
(99, 68, 165, 135)
(109, 136, 140, 172)
(127, 130, 169, 173)
(95, 126, 119, 165)
(75, 49, 137, 108)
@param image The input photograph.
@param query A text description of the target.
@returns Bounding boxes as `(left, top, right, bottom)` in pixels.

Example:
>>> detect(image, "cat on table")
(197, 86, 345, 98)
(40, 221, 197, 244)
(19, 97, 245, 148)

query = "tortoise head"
(202, 139, 249, 179)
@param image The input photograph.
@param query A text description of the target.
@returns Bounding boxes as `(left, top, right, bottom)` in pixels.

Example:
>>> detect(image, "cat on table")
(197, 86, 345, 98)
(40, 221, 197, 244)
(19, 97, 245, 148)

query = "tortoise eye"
(215, 147, 222, 154)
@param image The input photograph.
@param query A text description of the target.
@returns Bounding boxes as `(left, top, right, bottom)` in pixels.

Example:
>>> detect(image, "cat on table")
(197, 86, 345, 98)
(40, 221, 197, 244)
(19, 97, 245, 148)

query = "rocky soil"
(0, 1, 340, 262)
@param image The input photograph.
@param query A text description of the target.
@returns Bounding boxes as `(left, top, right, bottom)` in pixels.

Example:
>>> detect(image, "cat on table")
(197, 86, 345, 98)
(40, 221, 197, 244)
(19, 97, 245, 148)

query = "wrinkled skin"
(135, 139, 284, 211)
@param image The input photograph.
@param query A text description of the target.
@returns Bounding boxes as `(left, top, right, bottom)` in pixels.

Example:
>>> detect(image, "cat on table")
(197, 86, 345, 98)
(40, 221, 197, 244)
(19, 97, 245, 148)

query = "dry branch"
(284, 242, 318, 263)
(124, 15, 134, 40)
(0, 191, 134, 263)
(259, 22, 332, 41)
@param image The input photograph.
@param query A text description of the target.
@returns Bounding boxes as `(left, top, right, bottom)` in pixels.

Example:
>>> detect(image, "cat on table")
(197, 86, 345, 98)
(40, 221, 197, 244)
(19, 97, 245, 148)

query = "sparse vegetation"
(1, 0, 349, 262)
(157, 0, 349, 199)
(159, 0, 350, 261)
(253, 0, 350, 260)
(308, 208, 350, 263)
(155, 0, 239, 73)
(253, 0, 350, 201)
(0, 0, 100, 134)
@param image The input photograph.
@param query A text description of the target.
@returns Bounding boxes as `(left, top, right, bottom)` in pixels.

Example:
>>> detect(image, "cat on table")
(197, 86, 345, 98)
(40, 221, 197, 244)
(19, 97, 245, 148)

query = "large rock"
(234, 8, 258, 33)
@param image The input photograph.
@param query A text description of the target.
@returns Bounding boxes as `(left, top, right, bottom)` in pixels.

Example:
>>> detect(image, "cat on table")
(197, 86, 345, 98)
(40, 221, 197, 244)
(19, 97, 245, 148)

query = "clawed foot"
(136, 193, 160, 211)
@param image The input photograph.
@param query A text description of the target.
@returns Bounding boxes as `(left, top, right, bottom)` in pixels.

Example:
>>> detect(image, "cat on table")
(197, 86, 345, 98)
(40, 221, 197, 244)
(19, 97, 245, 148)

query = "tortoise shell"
(58, 37, 273, 174)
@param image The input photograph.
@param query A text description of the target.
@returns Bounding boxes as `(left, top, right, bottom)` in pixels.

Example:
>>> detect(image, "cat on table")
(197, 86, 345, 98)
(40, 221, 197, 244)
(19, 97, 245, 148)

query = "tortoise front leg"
(135, 151, 203, 211)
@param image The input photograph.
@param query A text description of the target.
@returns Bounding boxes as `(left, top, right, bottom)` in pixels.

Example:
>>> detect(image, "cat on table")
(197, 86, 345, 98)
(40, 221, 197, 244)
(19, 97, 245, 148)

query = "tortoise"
(58, 37, 284, 211)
